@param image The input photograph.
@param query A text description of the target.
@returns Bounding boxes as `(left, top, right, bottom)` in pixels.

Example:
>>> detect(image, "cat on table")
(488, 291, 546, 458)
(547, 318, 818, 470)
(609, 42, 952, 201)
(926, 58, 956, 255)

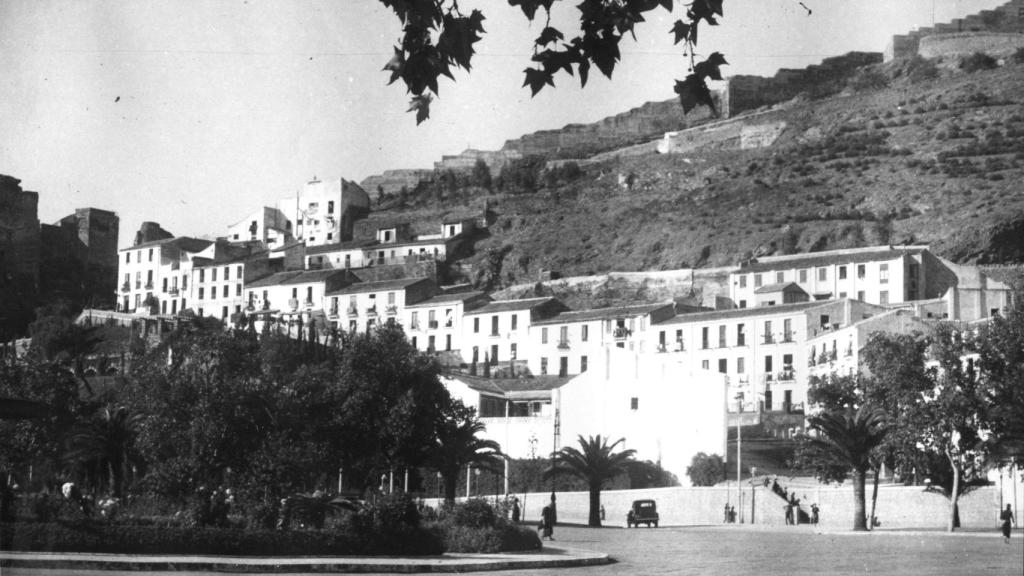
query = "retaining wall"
(918, 31, 1024, 59)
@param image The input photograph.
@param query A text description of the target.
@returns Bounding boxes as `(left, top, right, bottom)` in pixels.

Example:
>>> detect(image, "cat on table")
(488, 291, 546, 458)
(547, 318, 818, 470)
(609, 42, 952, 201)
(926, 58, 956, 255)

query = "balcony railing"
(385, 305, 398, 316)
(366, 306, 378, 316)
(844, 346, 853, 357)
(490, 331, 500, 337)
(613, 327, 631, 339)
(557, 340, 570, 349)
(428, 320, 439, 329)
(777, 370, 796, 382)
(144, 282, 153, 290)
(168, 288, 179, 296)
(304, 299, 314, 308)
(288, 298, 299, 310)
(328, 308, 339, 318)
(737, 337, 745, 347)
(410, 322, 420, 331)
(347, 306, 359, 317)
(781, 332, 794, 343)
(763, 335, 775, 344)
(121, 282, 130, 292)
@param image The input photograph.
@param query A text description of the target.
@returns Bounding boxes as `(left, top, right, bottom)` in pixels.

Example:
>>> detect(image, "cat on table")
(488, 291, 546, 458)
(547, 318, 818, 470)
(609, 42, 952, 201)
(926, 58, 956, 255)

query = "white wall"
(558, 347, 728, 483)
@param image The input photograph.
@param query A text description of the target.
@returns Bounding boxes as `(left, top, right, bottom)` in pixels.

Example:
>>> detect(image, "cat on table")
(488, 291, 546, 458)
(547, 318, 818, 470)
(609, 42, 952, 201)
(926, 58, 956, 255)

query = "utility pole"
(736, 393, 743, 523)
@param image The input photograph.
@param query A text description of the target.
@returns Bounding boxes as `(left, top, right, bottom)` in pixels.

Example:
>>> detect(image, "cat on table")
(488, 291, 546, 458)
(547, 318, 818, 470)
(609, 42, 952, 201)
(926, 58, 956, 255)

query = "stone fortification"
(359, 169, 434, 199)
(918, 31, 1024, 60)
(433, 148, 523, 173)
(723, 52, 882, 117)
(884, 0, 1024, 61)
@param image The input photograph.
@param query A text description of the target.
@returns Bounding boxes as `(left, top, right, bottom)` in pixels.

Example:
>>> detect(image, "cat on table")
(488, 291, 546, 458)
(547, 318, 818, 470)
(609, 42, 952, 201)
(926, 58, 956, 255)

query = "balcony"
(168, 288, 179, 297)
(613, 327, 631, 340)
(490, 331, 500, 338)
(844, 346, 853, 357)
(444, 319, 454, 328)
(674, 340, 686, 352)
(121, 282, 130, 292)
(347, 306, 359, 317)
(135, 282, 141, 289)
(385, 305, 398, 316)
(144, 282, 153, 290)
(777, 370, 796, 382)
(763, 335, 775, 344)
(427, 320, 438, 329)
(656, 343, 667, 353)
(304, 299, 314, 308)
(288, 298, 299, 311)
(557, 340, 570, 350)
(328, 308, 339, 318)
(781, 332, 794, 343)
(366, 306, 378, 317)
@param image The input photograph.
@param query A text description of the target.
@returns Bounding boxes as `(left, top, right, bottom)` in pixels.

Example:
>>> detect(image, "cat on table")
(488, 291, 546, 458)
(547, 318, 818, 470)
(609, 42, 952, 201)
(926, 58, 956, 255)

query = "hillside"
(360, 59, 1024, 299)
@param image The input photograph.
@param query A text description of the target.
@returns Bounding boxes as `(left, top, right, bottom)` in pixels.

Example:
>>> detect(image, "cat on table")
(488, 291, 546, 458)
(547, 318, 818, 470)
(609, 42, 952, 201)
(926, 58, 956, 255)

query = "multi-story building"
(528, 302, 676, 377)
(0, 175, 41, 336)
(243, 269, 353, 336)
(190, 251, 280, 323)
(806, 307, 932, 382)
(731, 245, 930, 307)
(117, 237, 213, 315)
(40, 207, 120, 309)
(404, 291, 491, 356)
(650, 298, 885, 414)
(277, 177, 370, 247)
(462, 297, 568, 373)
(325, 277, 437, 333)
(225, 206, 293, 248)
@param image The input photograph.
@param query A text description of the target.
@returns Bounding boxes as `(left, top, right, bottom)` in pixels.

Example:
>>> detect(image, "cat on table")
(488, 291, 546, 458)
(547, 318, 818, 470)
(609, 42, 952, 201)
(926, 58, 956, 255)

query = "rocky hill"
(357, 55, 1024, 302)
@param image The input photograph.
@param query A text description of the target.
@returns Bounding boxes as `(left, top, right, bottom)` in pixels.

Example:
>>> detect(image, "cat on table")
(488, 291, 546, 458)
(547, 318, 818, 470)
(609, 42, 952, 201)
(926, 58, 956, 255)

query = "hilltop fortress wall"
(918, 31, 1024, 60)
(885, 0, 1024, 61)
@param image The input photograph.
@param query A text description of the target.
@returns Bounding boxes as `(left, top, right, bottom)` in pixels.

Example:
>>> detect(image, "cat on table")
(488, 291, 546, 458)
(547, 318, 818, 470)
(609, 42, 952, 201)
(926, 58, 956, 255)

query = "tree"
(973, 297, 1024, 462)
(801, 405, 889, 531)
(378, 0, 727, 123)
(685, 452, 724, 486)
(545, 434, 635, 527)
(64, 404, 144, 497)
(471, 159, 492, 190)
(427, 400, 503, 504)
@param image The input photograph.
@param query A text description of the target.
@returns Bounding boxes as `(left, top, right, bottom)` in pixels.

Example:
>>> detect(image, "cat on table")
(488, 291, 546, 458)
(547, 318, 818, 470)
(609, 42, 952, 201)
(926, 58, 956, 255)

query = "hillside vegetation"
(362, 58, 1024, 294)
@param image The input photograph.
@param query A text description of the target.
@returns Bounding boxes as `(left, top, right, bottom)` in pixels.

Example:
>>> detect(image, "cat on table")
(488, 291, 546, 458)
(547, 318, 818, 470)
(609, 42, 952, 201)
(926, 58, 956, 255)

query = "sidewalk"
(0, 546, 610, 573)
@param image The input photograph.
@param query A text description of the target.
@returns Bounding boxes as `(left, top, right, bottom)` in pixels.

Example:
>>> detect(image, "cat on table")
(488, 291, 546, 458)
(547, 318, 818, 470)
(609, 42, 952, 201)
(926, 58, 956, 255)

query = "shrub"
(439, 523, 540, 553)
(907, 56, 939, 82)
(847, 68, 889, 92)
(960, 52, 998, 73)
(448, 498, 499, 528)
(1013, 47, 1024, 64)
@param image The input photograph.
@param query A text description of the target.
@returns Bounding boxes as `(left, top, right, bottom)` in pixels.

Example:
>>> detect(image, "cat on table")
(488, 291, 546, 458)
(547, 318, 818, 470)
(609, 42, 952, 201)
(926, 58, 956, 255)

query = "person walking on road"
(541, 503, 555, 540)
(1000, 504, 1015, 543)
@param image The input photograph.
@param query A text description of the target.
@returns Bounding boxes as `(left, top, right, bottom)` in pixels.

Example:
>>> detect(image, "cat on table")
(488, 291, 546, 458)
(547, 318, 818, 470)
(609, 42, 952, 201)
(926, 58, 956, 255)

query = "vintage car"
(626, 499, 659, 528)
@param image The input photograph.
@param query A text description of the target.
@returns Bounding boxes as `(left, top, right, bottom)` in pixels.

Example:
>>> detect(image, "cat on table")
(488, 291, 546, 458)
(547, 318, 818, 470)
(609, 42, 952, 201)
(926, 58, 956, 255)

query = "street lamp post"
(736, 393, 744, 523)
(750, 466, 757, 524)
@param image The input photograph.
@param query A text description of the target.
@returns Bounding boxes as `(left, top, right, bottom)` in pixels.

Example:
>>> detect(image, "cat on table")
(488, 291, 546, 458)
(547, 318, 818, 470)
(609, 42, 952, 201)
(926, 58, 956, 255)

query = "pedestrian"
(784, 502, 793, 525)
(1000, 504, 1015, 544)
(811, 503, 820, 525)
(512, 498, 521, 523)
(600, 504, 605, 521)
(541, 503, 555, 540)
(723, 503, 730, 523)
(728, 505, 736, 523)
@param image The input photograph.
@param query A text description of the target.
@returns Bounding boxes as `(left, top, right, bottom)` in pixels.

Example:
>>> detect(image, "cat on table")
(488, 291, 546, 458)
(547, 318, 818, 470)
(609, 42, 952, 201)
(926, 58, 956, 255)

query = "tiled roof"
(533, 302, 673, 326)
(753, 282, 805, 294)
(406, 291, 488, 308)
(122, 236, 212, 253)
(244, 271, 304, 288)
(326, 277, 430, 296)
(653, 300, 835, 326)
(739, 247, 925, 273)
(451, 374, 573, 395)
(246, 269, 344, 288)
(464, 297, 557, 316)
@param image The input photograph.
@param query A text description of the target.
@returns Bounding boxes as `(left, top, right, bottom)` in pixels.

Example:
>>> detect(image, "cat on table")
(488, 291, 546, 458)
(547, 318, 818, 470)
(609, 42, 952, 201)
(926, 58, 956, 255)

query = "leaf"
(437, 11, 485, 71)
(382, 46, 405, 85)
(508, 0, 553, 21)
(535, 26, 564, 46)
(670, 20, 690, 45)
(693, 51, 729, 81)
(522, 67, 555, 96)
(532, 49, 574, 76)
(674, 74, 717, 116)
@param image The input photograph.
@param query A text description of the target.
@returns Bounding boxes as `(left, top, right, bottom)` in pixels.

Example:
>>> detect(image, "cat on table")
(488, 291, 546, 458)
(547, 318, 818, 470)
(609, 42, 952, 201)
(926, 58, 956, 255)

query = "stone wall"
(919, 31, 1024, 60)
(359, 169, 434, 200)
(449, 483, 1018, 530)
(885, 0, 1024, 62)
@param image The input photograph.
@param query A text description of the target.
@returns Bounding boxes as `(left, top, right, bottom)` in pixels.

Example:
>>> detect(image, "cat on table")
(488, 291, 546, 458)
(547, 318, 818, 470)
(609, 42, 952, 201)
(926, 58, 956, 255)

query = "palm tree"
(64, 404, 144, 497)
(545, 435, 636, 527)
(428, 401, 503, 504)
(804, 405, 889, 531)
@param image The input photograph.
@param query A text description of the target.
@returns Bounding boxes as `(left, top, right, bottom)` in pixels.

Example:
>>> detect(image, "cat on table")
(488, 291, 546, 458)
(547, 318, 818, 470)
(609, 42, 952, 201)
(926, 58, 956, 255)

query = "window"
(221, 306, 228, 319)
(148, 248, 153, 262)
(199, 269, 205, 283)
(718, 359, 727, 374)
(701, 359, 709, 370)
(427, 335, 435, 351)
(737, 357, 745, 374)
(222, 285, 229, 298)
(542, 327, 549, 344)
(754, 274, 762, 288)
(510, 343, 517, 359)
(879, 263, 889, 284)
(764, 320, 772, 343)
(879, 290, 889, 305)
(411, 336, 418, 348)
(559, 357, 568, 377)
(224, 267, 230, 281)
(559, 326, 568, 344)
(511, 314, 518, 330)
(161, 301, 167, 314)
(491, 344, 498, 363)
(739, 275, 747, 288)
(764, 355, 773, 374)
(212, 269, 218, 282)
(737, 323, 746, 346)
(541, 357, 548, 375)
(739, 300, 747, 308)
(198, 287, 204, 299)
(799, 269, 808, 283)
(701, 327, 709, 349)
(719, 325, 727, 348)
(776, 271, 784, 284)
(146, 270, 153, 286)
(292, 287, 298, 298)
(838, 266, 847, 280)
(491, 315, 499, 336)
(162, 278, 168, 292)
(581, 325, 589, 341)
(581, 355, 588, 372)
(472, 346, 479, 363)
(428, 310, 436, 327)
(857, 264, 866, 279)
(783, 318, 792, 341)
(236, 284, 242, 296)
(473, 318, 480, 333)
(630, 397, 639, 410)
(857, 290, 865, 301)
(125, 253, 130, 264)
(328, 200, 335, 213)
(817, 267, 827, 281)
(839, 291, 847, 298)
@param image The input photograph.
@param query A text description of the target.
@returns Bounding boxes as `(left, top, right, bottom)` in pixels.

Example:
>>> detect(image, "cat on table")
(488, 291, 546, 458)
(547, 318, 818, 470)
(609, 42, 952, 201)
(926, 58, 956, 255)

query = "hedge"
(438, 524, 542, 553)
(0, 522, 444, 556)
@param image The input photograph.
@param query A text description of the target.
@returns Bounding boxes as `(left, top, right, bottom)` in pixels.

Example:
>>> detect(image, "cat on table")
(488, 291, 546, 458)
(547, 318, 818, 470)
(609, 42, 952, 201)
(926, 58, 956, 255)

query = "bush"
(439, 523, 541, 553)
(1013, 47, 1024, 64)
(960, 52, 998, 73)
(0, 521, 444, 556)
(447, 498, 499, 528)
(906, 56, 939, 83)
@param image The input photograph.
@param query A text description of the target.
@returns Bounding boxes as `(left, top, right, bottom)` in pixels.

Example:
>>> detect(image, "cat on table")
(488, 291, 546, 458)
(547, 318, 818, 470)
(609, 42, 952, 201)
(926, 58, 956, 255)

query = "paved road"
(5, 525, 1023, 576)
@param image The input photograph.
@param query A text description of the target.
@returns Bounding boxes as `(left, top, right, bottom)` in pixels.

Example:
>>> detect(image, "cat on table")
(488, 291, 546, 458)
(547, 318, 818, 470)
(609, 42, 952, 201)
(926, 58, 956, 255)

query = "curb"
(0, 547, 611, 573)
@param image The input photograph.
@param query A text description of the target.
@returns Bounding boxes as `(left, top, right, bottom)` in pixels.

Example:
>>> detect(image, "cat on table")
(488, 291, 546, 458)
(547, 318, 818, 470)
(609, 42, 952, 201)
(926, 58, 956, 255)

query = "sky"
(0, 0, 1008, 248)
